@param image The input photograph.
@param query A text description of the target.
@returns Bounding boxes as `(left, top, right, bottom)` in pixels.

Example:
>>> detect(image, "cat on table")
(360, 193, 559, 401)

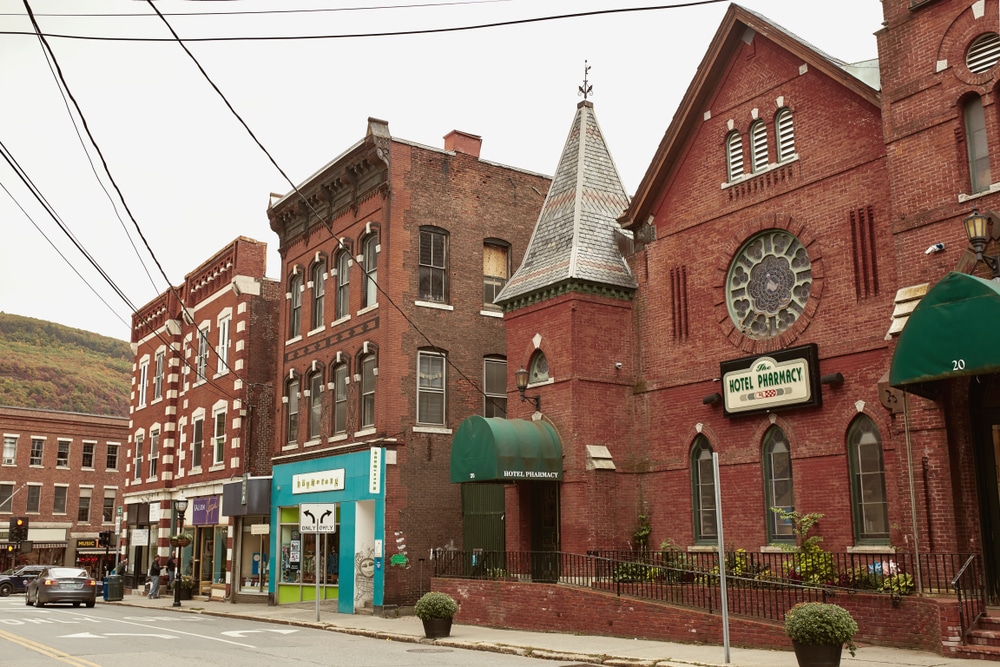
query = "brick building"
(0, 406, 128, 575)
(265, 118, 550, 611)
(123, 237, 280, 599)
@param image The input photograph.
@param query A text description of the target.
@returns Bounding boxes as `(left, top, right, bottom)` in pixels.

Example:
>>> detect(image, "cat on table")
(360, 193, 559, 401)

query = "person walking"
(166, 556, 176, 592)
(148, 556, 162, 599)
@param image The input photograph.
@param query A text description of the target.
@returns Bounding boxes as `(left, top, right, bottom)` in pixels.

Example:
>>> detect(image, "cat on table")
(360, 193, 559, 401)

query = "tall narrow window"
(483, 358, 507, 417)
(333, 364, 348, 435)
(26, 485, 40, 514)
(82, 442, 95, 469)
(726, 131, 744, 181)
(148, 429, 159, 477)
(192, 418, 204, 469)
(106, 444, 119, 470)
(53, 486, 67, 514)
(57, 440, 70, 468)
(196, 328, 209, 382)
(692, 437, 717, 543)
(965, 95, 991, 193)
(153, 351, 164, 400)
(289, 272, 303, 338)
(419, 228, 448, 303)
(286, 378, 300, 443)
(312, 260, 326, 329)
(102, 490, 115, 523)
(308, 370, 324, 440)
(30, 438, 43, 466)
(848, 415, 889, 543)
(133, 434, 143, 481)
(362, 235, 379, 308)
(0, 484, 12, 513)
(335, 252, 351, 320)
(138, 360, 149, 407)
(763, 427, 795, 542)
(483, 242, 509, 308)
(776, 108, 795, 161)
(213, 409, 226, 465)
(417, 351, 446, 425)
(361, 354, 376, 428)
(217, 316, 231, 374)
(77, 488, 92, 523)
(750, 120, 769, 172)
(3, 435, 17, 465)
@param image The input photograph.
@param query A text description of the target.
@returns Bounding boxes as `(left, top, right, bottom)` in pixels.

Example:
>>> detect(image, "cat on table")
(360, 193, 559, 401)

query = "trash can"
(102, 577, 108, 601)
(106, 575, 123, 602)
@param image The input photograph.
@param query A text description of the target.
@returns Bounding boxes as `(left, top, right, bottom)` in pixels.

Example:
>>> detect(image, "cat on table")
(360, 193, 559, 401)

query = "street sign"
(299, 503, 337, 533)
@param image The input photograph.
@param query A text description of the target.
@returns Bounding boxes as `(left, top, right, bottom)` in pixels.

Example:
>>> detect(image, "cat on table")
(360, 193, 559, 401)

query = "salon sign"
(720, 344, 821, 417)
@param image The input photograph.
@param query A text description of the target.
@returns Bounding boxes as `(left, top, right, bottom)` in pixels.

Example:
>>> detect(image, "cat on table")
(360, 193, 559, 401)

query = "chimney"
(443, 130, 482, 158)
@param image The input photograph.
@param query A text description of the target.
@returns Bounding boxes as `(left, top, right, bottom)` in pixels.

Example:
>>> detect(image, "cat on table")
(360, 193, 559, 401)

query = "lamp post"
(172, 494, 188, 608)
(963, 208, 1000, 280)
(514, 366, 541, 412)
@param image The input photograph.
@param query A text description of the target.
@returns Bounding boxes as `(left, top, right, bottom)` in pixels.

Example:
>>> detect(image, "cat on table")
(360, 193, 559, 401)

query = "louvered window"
(726, 131, 744, 181)
(776, 108, 795, 161)
(967, 33, 1000, 73)
(750, 121, 769, 172)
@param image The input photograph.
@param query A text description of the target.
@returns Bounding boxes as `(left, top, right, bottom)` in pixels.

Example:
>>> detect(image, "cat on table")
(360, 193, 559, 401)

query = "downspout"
(902, 391, 924, 594)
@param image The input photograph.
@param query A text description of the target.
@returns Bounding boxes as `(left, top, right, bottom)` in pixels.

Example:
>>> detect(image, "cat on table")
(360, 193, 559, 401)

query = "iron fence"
(952, 554, 986, 641)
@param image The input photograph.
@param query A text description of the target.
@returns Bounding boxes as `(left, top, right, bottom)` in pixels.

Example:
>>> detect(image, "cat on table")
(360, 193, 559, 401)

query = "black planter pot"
(178, 588, 193, 601)
(421, 617, 453, 639)
(792, 641, 844, 667)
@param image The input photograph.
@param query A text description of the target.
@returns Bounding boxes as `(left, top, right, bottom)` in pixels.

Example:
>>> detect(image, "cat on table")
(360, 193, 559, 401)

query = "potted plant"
(414, 591, 457, 638)
(784, 602, 858, 667)
(169, 533, 192, 548)
(177, 575, 196, 600)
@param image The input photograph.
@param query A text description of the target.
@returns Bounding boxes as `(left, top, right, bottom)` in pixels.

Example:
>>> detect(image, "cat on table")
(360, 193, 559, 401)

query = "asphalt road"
(0, 597, 597, 667)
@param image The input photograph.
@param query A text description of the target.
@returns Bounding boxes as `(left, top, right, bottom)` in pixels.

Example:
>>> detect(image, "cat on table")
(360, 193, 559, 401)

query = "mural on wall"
(354, 546, 375, 609)
(391, 529, 409, 568)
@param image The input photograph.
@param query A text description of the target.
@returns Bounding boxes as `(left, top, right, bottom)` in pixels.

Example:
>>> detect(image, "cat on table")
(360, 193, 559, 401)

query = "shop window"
(691, 437, 717, 543)
(763, 427, 795, 543)
(278, 506, 339, 590)
(848, 415, 890, 544)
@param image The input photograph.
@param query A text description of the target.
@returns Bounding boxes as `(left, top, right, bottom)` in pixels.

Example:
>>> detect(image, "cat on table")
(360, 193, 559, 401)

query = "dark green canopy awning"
(889, 272, 1000, 392)
(450, 416, 563, 483)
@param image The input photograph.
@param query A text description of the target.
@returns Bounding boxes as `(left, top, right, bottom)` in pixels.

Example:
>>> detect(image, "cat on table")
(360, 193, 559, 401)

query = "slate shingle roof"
(496, 101, 636, 307)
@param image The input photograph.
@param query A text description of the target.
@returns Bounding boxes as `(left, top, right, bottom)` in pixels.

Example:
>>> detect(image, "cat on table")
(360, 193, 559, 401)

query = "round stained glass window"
(726, 230, 812, 340)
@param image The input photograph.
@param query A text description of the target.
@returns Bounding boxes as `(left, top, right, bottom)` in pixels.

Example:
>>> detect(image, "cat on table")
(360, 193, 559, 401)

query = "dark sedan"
(24, 567, 97, 607)
(0, 565, 50, 596)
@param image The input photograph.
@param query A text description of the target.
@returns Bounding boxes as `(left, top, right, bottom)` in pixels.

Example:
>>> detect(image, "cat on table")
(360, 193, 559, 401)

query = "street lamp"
(172, 494, 188, 608)
(514, 366, 541, 412)
(963, 208, 1000, 280)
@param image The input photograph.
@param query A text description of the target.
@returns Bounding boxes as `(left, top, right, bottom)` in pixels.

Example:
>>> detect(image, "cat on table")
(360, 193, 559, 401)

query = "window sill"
(480, 309, 503, 318)
(331, 315, 351, 327)
(81, 467, 95, 472)
(188, 466, 202, 476)
(354, 427, 376, 438)
(357, 304, 378, 316)
(760, 544, 795, 553)
(2, 462, 15, 467)
(104, 468, 118, 473)
(958, 182, 1000, 202)
(413, 426, 453, 435)
(307, 324, 326, 337)
(414, 300, 453, 311)
(328, 433, 348, 443)
(304, 438, 323, 448)
(285, 335, 303, 346)
(846, 544, 895, 554)
(282, 443, 298, 452)
(687, 545, 719, 553)
(210, 464, 225, 472)
(526, 378, 554, 390)
(721, 154, 799, 189)
(56, 465, 69, 470)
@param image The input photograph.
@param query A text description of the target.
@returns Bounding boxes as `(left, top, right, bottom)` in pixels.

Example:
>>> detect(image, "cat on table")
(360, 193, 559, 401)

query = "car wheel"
(72, 602, 80, 607)
(24, 593, 31, 606)
(85, 601, 95, 608)
(34, 595, 44, 608)
(0, 583, 11, 597)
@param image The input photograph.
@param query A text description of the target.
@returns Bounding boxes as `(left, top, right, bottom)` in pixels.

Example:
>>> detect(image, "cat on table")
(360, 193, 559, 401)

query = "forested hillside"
(0, 313, 131, 416)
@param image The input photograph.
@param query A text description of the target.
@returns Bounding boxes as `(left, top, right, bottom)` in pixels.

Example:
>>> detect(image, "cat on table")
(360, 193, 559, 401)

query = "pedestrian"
(147, 556, 161, 599)
(166, 555, 176, 592)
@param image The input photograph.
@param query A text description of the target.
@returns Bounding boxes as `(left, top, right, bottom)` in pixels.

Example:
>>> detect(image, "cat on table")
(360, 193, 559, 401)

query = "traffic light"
(98, 531, 111, 548)
(8, 517, 27, 543)
(4, 544, 12, 553)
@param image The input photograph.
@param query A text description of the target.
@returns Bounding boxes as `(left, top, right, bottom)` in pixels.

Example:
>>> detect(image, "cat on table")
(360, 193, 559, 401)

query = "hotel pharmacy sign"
(720, 343, 821, 417)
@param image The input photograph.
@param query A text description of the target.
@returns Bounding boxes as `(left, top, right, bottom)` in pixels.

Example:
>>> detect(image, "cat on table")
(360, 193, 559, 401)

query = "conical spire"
(496, 100, 636, 309)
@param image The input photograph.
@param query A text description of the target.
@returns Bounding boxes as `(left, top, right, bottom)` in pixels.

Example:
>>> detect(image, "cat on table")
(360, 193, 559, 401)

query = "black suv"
(0, 565, 50, 596)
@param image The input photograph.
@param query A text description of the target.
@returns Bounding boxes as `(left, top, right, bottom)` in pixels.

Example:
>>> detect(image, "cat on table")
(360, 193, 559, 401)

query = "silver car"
(24, 567, 97, 608)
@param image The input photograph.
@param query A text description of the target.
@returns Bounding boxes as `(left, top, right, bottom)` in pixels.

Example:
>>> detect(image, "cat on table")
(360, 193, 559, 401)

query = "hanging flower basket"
(169, 534, 192, 548)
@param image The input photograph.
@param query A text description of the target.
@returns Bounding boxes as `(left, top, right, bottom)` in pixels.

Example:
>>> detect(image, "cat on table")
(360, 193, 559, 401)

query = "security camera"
(925, 242, 945, 254)
(614, 362, 623, 370)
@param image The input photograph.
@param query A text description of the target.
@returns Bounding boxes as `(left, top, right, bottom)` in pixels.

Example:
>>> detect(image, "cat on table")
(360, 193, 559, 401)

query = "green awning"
(450, 416, 563, 483)
(889, 272, 1000, 392)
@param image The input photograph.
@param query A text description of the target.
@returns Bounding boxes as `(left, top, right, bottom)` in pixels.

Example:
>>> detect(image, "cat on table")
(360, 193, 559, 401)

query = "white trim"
(414, 300, 454, 311)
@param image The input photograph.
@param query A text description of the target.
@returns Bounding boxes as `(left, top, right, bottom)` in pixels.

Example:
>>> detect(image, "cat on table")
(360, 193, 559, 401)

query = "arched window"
(360, 353, 376, 429)
(332, 363, 348, 435)
(726, 130, 744, 181)
(528, 351, 549, 384)
(964, 95, 991, 193)
(311, 259, 326, 330)
(691, 437, 717, 543)
(776, 108, 795, 161)
(763, 427, 795, 543)
(307, 369, 324, 440)
(288, 272, 303, 339)
(285, 376, 300, 444)
(361, 234, 379, 308)
(848, 415, 889, 543)
(335, 251, 351, 321)
(750, 120, 769, 172)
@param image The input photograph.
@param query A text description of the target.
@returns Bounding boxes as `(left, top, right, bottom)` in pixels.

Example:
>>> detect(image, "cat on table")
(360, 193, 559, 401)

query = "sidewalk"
(107, 592, 987, 667)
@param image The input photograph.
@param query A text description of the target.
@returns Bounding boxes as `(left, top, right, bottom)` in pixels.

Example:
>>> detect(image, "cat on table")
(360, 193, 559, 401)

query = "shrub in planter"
(414, 591, 458, 639)
(785, 602, 858, 666)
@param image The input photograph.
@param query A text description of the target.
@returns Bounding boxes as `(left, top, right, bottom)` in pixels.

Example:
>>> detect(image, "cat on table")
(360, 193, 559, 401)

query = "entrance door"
(199, 529, 214, 594)
(462, 484, 505, 576)
(972, 375, 1000, 605)
(529, 481, 559, 583)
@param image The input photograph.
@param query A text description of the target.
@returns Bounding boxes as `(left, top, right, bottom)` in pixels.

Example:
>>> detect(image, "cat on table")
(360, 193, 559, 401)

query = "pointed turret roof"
(496, 100, 636, 309)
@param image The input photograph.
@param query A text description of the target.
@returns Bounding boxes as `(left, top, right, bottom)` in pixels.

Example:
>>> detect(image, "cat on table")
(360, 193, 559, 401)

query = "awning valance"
(889, 272, 1000, 393)
(450, 416, 563, 483)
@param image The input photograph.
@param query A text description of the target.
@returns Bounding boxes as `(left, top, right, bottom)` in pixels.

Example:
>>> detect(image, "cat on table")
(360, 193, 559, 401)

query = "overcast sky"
(0, 0, 885, 341)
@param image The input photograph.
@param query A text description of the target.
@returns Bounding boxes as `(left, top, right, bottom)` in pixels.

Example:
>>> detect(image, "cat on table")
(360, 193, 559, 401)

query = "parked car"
(0, 565, 51, 596)
(24, 567, 97, 608)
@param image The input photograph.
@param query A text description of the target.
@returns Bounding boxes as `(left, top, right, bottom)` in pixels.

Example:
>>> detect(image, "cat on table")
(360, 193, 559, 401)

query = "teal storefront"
(270, 448, 385, 613)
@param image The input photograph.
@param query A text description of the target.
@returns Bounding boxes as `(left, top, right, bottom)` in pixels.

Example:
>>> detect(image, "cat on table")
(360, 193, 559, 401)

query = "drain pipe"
(902, 391, 924, 595)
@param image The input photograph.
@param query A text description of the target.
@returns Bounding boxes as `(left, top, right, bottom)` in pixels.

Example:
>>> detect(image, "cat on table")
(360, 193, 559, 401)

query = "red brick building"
(266, 118, 550, 609)
(124, 237, 280, 598)
(0, 406, 128, 575)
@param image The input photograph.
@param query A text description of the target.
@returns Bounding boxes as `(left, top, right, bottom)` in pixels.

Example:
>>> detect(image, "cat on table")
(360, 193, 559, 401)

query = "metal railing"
(952, 554, 986, 641)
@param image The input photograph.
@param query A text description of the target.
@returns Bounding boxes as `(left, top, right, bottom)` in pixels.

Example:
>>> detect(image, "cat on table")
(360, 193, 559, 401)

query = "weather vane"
(578, 60, 593, 100)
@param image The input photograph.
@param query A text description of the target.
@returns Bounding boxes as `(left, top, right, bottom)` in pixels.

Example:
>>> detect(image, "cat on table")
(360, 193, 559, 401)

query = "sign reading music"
(720, 343, 821, 417)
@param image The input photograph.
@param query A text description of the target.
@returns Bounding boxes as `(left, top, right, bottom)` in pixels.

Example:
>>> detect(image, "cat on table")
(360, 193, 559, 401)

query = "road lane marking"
(62, 632, 177, 639)
(0, 627, 104, 667)
(53, 609, 258, 648)
(221, 629, 298, 638)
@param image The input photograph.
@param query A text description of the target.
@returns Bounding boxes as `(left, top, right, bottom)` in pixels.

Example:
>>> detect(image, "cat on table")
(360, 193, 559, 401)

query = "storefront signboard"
(721, 344, 821, 417)
(370, 447, 382, 494)
(292, 469, 345, 494)
(192, 496, 221, 525)
(250, 523, 270, 535)
(131, 528, 149, 545)
(76, 539, 98, 549)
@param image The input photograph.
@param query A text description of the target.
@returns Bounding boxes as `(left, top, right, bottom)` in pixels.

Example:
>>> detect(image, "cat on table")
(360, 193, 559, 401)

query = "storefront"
(222, 476, 272, 600)
(271, 448, 385, 613)
(190, 495, 227, 598)
(73, 538, 114, 577)
(124, 502, 156, 590)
